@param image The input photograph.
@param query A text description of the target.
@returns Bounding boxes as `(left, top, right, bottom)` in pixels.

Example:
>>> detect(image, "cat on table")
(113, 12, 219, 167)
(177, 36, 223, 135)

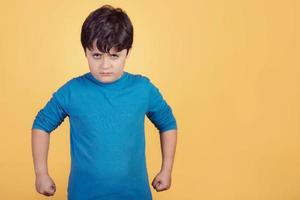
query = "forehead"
(88, 40, 122, 54)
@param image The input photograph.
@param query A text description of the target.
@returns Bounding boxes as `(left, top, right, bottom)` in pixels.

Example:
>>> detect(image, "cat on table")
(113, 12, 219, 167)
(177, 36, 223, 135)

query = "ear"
(126, 48, 132, 58)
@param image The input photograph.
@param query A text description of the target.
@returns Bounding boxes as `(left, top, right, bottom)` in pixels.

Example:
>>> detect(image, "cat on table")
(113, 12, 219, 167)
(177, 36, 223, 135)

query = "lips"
(100, 72, 113, 75)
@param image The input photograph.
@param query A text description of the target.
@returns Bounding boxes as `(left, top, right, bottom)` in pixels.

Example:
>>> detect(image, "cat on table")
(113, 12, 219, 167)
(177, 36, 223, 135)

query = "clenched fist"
(35, 173, 56, 196)
(151, 170, 172, 192)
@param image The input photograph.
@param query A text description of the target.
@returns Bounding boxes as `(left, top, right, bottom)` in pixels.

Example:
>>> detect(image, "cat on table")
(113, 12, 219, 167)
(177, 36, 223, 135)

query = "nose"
(101, 55, 111, 70)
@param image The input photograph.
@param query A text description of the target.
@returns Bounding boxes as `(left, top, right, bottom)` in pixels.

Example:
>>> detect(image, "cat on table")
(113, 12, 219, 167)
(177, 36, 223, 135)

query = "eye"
(93, 53, 102, 58)
(111, 54, 119, 59)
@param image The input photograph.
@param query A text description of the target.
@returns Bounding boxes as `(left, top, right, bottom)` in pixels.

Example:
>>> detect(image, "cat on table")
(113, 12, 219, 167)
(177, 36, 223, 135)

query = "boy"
(31, 5, 177, 200)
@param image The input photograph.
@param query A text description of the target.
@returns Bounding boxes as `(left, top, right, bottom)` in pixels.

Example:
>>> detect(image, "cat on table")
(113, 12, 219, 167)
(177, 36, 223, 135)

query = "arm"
(31, 129, 50, 176)
(31, 81, 70, 196)
(145, 78, 178, 192)
(152, 129, 177, 192)
(32, 129, 56, 196)
(160, 129, 177, 174)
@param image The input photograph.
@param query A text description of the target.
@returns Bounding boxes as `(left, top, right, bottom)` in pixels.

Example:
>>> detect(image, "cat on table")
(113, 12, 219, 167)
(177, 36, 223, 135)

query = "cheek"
(88, 60, 99, 68)
(113, 59, 125, 68)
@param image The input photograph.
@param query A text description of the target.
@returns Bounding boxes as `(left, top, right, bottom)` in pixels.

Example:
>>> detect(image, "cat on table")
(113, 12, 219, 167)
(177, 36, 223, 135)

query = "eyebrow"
(90, 46, 121, 53)
(92, 51, 119, 55)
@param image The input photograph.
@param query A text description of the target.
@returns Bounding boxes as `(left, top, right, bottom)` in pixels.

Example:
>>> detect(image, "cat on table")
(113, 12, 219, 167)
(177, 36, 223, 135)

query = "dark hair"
(81, 5, 133, 55)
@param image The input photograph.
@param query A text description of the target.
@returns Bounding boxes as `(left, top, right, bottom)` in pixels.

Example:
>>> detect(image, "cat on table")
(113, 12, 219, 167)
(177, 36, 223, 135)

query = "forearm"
(159, 129, 177, 174)
(31, 129, 50, 176)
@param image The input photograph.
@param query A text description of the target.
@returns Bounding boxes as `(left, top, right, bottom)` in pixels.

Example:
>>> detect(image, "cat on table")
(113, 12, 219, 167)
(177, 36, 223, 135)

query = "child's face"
(85, 40, 130, 84)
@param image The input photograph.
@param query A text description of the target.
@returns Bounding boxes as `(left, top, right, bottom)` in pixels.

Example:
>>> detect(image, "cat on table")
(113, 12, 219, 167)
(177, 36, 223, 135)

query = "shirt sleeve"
(146, 78, 178, 134)
(32, 81, 71, 134)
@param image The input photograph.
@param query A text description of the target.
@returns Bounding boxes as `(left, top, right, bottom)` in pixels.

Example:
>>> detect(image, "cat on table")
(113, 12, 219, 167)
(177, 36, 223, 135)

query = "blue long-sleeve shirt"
(32, 71, 177, 200)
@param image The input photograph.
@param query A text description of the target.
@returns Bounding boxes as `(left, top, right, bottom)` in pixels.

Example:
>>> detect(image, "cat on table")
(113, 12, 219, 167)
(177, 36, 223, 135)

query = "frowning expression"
(85, 40, 130, 83)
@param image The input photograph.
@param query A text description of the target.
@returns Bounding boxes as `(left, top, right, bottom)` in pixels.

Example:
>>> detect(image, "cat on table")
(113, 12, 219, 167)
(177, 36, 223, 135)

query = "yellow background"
(1, 0, 300, 199)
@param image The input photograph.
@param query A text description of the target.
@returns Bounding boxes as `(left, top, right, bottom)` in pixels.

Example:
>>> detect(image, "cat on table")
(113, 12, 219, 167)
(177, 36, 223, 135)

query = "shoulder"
(58, 76, 77, 89)
(53, 73, 84, 96)
(126, 72, 154, 87)
(126, 72, 164, 100)
(60, 72, 91, 89)
(51, 80, 71, 100)
(68, 73, 87, 84)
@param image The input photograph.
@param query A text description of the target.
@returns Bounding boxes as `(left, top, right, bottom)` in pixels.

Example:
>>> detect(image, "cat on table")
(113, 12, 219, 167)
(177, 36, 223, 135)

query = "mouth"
(99, 72, 113, 76)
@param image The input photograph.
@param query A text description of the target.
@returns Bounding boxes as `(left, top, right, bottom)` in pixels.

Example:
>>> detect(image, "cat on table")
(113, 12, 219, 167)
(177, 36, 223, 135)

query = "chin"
(98, 76, 115, 83)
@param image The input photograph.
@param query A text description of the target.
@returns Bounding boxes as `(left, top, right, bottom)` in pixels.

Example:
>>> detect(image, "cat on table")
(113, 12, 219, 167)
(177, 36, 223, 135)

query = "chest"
(67, 87, 148, 131)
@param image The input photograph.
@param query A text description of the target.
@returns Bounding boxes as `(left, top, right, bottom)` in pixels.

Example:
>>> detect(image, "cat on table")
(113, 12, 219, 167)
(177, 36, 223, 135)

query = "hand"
(35, 173, 56, 196)
(151, 170, 172, 192)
